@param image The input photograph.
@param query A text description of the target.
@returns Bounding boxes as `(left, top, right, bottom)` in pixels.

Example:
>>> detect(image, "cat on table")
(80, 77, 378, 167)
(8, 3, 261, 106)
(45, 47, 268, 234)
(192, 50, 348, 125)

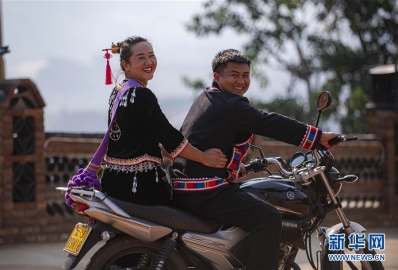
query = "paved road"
(0, 227, 396, 270)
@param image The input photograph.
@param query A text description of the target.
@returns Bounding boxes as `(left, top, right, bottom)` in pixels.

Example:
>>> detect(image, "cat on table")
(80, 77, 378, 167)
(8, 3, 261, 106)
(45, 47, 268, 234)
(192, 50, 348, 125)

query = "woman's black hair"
(115, 36, 152, 71)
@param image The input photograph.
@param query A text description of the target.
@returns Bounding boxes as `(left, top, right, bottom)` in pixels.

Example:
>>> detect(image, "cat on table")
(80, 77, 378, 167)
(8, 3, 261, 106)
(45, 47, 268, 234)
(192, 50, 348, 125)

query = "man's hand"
(320, 132, 341, 151)
(202, 148, 228, 168)
(238, 165, 247, 178)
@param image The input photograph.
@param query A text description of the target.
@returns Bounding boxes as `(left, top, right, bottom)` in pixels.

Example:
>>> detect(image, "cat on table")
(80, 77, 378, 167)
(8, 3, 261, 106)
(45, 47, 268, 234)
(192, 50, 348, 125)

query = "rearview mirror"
(317, 91, 332, 112)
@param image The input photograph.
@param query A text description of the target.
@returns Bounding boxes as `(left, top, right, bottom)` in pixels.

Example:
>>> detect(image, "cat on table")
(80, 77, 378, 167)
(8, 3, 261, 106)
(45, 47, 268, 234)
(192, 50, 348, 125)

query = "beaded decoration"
(103, 156, 162, 194)
(170, 138, 189, 159)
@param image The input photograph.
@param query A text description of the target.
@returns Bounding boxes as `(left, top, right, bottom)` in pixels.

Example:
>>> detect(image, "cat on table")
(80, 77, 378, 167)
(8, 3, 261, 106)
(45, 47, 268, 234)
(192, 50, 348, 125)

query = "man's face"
(214, 62, 250, 96)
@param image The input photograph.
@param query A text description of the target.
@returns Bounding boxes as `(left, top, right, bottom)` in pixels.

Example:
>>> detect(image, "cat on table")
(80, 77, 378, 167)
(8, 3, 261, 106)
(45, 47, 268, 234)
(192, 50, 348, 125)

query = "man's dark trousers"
(173, 185, 282, 270)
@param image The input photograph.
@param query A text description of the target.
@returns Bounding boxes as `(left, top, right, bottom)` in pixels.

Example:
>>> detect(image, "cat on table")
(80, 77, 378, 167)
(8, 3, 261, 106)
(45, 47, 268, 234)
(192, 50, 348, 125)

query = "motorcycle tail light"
(72, 203, 89, 214)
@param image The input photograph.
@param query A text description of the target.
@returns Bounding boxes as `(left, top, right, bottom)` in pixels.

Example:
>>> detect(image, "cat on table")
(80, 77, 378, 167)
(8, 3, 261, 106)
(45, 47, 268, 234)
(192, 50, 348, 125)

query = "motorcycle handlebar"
(328, 135, 358, 145)
(243, 159, 260, 173)
(243, 163, 252, 171)
(242, 135, 358, 177)
(242, 157, 293, 177)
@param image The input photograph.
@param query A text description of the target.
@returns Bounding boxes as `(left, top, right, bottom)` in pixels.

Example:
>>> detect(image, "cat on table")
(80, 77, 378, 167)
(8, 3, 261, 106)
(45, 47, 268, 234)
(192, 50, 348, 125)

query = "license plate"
(64, 223, 92, 256)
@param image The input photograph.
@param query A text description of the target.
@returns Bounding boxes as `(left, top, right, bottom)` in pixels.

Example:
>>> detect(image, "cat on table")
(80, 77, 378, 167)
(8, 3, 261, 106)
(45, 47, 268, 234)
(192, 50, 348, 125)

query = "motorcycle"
(57, 91, 384, 270)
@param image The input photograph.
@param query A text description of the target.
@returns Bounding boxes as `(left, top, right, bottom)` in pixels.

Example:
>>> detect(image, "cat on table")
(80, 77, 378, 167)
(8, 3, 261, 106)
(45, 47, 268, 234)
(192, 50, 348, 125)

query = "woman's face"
(123, 42, 157, 86)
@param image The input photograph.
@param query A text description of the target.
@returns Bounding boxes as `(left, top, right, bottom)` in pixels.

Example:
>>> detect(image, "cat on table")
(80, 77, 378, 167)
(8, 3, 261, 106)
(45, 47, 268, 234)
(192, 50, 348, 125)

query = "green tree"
(310, 0, 397, 132)
(183, 0, 398, 133)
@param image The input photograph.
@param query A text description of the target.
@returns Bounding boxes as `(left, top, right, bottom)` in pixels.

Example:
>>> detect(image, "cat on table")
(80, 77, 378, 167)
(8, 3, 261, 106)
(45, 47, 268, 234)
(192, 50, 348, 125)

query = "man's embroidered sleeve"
(231, 97, 322, 150)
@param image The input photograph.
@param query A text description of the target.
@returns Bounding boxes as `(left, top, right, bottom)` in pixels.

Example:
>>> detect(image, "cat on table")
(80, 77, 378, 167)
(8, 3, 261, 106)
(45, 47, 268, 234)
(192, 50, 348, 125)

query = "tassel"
(132, 171, 138, 193)
(155, 168, 159, 183)
(103, 49, 113, 85)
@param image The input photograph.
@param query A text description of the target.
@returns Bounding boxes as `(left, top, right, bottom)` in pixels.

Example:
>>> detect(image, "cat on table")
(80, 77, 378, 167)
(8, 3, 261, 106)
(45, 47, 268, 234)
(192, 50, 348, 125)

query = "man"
(171, 49, 339, 270)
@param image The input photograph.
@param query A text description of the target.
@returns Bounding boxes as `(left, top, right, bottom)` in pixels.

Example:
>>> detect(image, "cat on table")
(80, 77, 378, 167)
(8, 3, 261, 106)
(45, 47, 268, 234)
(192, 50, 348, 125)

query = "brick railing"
(41, 133, 103, 244)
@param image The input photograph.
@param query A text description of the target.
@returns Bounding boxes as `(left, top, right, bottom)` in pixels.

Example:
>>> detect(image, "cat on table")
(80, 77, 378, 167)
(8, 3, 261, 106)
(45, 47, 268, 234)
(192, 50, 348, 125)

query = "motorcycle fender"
(325, 222, 367, 239)
(63, 222, 118, 270)
(319, 222, 367, 270)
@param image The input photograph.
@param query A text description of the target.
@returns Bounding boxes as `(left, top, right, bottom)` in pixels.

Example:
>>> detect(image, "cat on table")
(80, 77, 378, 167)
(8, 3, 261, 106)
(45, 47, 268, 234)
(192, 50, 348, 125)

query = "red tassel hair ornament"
(102, 48, 113, 85)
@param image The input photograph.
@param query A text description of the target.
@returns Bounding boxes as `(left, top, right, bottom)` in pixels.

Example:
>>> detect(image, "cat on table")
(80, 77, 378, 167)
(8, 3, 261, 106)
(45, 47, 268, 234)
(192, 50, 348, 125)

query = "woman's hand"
(179, 143, 227, 168)
(201, 148, 228, 168)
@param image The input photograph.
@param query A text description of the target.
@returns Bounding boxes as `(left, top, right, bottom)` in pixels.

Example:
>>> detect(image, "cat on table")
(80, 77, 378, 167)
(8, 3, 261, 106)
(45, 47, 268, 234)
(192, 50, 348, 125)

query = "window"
(12, 116, 35, 155)
(13, 162, 35, 202)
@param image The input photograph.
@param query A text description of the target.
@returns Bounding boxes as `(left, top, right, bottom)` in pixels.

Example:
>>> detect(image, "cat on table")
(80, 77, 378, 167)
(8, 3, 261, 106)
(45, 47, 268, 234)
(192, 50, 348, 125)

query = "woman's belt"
(104, 160, 160, 173)
(103, 154, 162, 173)
(103, 155, 166, 194)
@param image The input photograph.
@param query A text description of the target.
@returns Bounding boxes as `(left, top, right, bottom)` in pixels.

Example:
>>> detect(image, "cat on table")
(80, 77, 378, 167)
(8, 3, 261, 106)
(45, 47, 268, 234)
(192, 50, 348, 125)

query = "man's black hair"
(212, 49, 251, 74)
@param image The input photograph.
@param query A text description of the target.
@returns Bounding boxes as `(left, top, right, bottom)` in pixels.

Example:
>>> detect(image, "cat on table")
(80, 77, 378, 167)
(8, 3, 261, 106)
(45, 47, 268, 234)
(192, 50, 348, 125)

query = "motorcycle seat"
(109, 196, 222, 234)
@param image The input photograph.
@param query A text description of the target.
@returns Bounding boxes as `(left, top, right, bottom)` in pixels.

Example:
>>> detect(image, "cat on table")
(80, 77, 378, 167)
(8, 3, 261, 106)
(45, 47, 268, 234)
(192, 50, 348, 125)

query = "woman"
(101, 36, 227, 205)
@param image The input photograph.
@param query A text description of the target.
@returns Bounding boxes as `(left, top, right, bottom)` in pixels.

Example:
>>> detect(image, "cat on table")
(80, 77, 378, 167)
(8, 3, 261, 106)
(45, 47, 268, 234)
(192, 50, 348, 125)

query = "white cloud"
(9, 59, 48, 81)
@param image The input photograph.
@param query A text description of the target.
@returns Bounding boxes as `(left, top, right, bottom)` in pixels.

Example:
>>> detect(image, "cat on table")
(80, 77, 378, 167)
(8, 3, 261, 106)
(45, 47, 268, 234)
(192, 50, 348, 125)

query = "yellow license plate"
(64, 223, 92, 256)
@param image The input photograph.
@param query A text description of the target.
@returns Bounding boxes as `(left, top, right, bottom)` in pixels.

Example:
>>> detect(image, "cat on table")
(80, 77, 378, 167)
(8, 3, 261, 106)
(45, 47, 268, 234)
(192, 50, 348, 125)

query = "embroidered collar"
(211, 80, 220, 89)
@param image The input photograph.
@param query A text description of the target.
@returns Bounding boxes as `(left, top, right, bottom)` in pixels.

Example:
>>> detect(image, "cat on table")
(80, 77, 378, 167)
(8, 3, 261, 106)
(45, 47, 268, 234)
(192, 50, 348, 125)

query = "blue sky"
(2, 0, 291, 132)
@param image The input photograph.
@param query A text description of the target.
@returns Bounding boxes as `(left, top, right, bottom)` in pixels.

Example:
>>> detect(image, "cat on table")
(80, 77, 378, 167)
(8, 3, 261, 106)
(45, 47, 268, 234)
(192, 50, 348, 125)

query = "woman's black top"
(101, 84, 188, 204)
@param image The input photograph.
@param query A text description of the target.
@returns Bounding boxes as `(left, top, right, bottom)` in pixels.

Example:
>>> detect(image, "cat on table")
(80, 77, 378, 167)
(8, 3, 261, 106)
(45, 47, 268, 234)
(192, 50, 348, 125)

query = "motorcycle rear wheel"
(85, 235, 187, 270)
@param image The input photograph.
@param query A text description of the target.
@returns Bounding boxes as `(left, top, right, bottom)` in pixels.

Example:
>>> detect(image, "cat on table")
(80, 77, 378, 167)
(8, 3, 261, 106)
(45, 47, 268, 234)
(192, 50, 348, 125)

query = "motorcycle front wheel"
(323, 247, 384, 270)
(85, 235, 187, 270)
